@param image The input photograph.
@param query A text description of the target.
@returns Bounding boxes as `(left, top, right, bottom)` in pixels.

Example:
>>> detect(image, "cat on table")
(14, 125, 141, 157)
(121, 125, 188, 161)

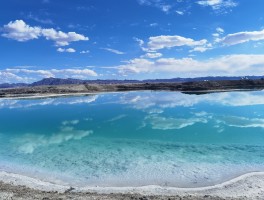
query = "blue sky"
(1, 0, 264, 83)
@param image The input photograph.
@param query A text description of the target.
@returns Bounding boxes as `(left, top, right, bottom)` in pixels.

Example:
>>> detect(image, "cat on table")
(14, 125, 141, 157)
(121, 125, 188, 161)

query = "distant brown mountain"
(0, 76, 263, 89)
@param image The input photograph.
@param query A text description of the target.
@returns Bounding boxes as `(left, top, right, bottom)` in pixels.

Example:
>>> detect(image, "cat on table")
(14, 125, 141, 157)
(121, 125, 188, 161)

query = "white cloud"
(197, 0, 222, 6)
(216, 27, 225, 34)
(41, 28, 88, 46)
(0, 71, 29, 83)
(133, 37, 149, 51)
(1, 20, 42, 41)
(6, 68, 54, 78)
(80, 50, 90, 54)
(1, 20, 89, 46)
(134, 37, 144, 46)
(197, 0, 238, 11)
(176, 11, 184, 15)
(0, 68, 98, 83)
(189, 46, 209, 52)
(51, 68, 98, 77)
(212, 33, 220, 37)
(220, 29, 264, 46)
(117, 54, 264, 77)
(57, 47, 76, 53)
(101, 48, 125, 55)
(212, 28, 225, 43)
(142, 52, 163, 58)
(146, 35, 207, 51)
(118, 58, 153, 74)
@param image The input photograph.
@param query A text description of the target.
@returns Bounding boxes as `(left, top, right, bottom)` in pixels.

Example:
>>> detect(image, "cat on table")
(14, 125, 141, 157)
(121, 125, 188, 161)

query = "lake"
(0, 90, 264, 188)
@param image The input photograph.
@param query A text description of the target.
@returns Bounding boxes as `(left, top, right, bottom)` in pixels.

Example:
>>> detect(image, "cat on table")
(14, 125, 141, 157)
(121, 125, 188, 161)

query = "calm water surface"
(0, 91, 264, 187)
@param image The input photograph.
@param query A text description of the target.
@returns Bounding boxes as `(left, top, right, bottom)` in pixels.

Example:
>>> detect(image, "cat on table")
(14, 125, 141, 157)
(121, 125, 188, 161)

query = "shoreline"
(1, 79, 264, 99)
(1, 171, 264, 199)
(0, 88, 263, 100)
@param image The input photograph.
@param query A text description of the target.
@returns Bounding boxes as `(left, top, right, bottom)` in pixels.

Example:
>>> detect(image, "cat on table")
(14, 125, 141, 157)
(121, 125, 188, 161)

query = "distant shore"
(0, 79, 264, 98)
(1, 171, 264, 199)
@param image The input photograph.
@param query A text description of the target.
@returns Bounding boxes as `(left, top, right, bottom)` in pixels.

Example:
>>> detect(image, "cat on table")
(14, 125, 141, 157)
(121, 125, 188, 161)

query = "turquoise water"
(0, 91, 264, 187)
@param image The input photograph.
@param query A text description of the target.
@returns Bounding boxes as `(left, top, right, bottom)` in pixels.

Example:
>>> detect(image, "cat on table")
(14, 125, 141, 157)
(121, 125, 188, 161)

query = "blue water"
(0, 91, 264, 187)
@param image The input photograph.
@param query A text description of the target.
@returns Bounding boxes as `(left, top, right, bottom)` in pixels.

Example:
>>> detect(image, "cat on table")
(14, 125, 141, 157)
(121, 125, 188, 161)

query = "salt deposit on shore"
(1, 171, 264, 199)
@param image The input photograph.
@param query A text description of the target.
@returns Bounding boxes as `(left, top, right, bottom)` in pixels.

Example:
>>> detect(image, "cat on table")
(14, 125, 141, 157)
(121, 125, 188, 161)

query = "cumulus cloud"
(189, 46, 209, 52)
(1, 20, 42, 41)
(220, 29, 264, 46)
(57, 47, 76, 53)
(0, 68, 97, 83)
(101, 48, 125, 55)
(0, 71, 29, 83)
(197, 0, 238, 11)
(6, 68, 55, 78)
(51, 68, 98, 77)
(213, 27, 225, 42)
(117, 54, 264, 77)
(1, 20, 89, 46)
(41, 28, 88, 46)
(146, 35, 207, 51)
(134, 35, 209, 53)
(142, 52, 163, 58)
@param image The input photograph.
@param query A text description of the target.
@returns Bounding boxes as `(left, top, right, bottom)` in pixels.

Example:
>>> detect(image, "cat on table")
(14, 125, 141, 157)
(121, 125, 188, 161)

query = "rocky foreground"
(0, 79, 264, 98)
(0, 182, 228, 200)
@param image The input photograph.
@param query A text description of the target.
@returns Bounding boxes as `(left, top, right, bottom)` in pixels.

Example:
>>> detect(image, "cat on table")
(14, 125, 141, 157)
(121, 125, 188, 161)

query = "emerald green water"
(0, 91, 264, 187)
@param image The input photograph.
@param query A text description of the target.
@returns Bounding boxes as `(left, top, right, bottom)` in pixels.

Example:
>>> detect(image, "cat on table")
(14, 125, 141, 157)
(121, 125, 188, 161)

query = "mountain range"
(0, 76, 264, 89)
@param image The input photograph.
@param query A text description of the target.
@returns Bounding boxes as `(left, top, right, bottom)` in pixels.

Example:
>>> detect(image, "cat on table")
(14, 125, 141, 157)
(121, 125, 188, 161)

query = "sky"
(0, 0, 264, 83)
